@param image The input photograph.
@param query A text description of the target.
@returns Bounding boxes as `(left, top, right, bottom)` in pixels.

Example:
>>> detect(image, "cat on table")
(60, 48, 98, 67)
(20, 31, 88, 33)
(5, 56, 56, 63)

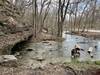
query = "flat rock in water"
(36, 58, 45, 62)
(42, 41, 49, 43)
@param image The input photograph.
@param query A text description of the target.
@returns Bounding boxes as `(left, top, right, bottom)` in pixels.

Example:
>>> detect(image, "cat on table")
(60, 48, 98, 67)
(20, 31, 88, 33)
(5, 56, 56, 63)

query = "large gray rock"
(0, 55, 17, 63)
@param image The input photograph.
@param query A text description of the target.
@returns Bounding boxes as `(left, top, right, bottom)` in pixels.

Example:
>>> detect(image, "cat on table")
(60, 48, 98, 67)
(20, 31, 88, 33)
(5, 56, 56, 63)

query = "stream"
(17, 32, 100, 68)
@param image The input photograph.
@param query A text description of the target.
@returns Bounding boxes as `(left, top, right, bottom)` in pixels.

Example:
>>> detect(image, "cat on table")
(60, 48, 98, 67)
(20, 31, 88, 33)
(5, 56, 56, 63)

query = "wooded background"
(0, 0, 100, 37)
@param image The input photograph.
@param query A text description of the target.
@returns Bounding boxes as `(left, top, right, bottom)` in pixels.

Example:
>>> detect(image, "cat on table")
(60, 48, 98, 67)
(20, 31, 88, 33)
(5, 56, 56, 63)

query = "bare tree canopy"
(0, 0, 100, 37)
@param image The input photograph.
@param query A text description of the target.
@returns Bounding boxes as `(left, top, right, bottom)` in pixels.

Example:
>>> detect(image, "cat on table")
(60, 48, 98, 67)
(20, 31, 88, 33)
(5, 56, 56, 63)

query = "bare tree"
(39, 0, 51, 32)
(57, 0, 70, 37)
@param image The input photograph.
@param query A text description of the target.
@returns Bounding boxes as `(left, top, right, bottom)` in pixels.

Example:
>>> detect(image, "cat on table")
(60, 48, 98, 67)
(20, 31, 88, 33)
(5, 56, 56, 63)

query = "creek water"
(18, 32, 100, 68)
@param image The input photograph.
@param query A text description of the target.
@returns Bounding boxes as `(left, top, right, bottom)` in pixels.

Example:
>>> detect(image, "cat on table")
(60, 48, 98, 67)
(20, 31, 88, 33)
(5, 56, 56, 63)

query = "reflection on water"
(19, 33, 100, 67)
(62, 34, 98, 61)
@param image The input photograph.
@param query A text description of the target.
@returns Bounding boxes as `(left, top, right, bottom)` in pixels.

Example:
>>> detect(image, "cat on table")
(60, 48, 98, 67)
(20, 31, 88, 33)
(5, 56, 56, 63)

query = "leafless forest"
(0, 0, 100, 37)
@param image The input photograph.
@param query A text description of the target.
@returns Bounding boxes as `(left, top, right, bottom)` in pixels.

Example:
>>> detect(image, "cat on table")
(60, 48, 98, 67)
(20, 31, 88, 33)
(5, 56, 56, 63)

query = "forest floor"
(0, 62, 100, 75)
(31, 32, 65, 43)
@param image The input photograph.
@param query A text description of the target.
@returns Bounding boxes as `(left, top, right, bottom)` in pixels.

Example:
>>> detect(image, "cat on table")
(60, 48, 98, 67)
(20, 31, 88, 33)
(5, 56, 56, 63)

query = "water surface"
(18, 33, 100, 68)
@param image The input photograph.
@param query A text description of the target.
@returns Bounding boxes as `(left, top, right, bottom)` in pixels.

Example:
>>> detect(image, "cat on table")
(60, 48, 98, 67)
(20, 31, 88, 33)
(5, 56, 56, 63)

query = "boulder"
(0, 55, 17, 63)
